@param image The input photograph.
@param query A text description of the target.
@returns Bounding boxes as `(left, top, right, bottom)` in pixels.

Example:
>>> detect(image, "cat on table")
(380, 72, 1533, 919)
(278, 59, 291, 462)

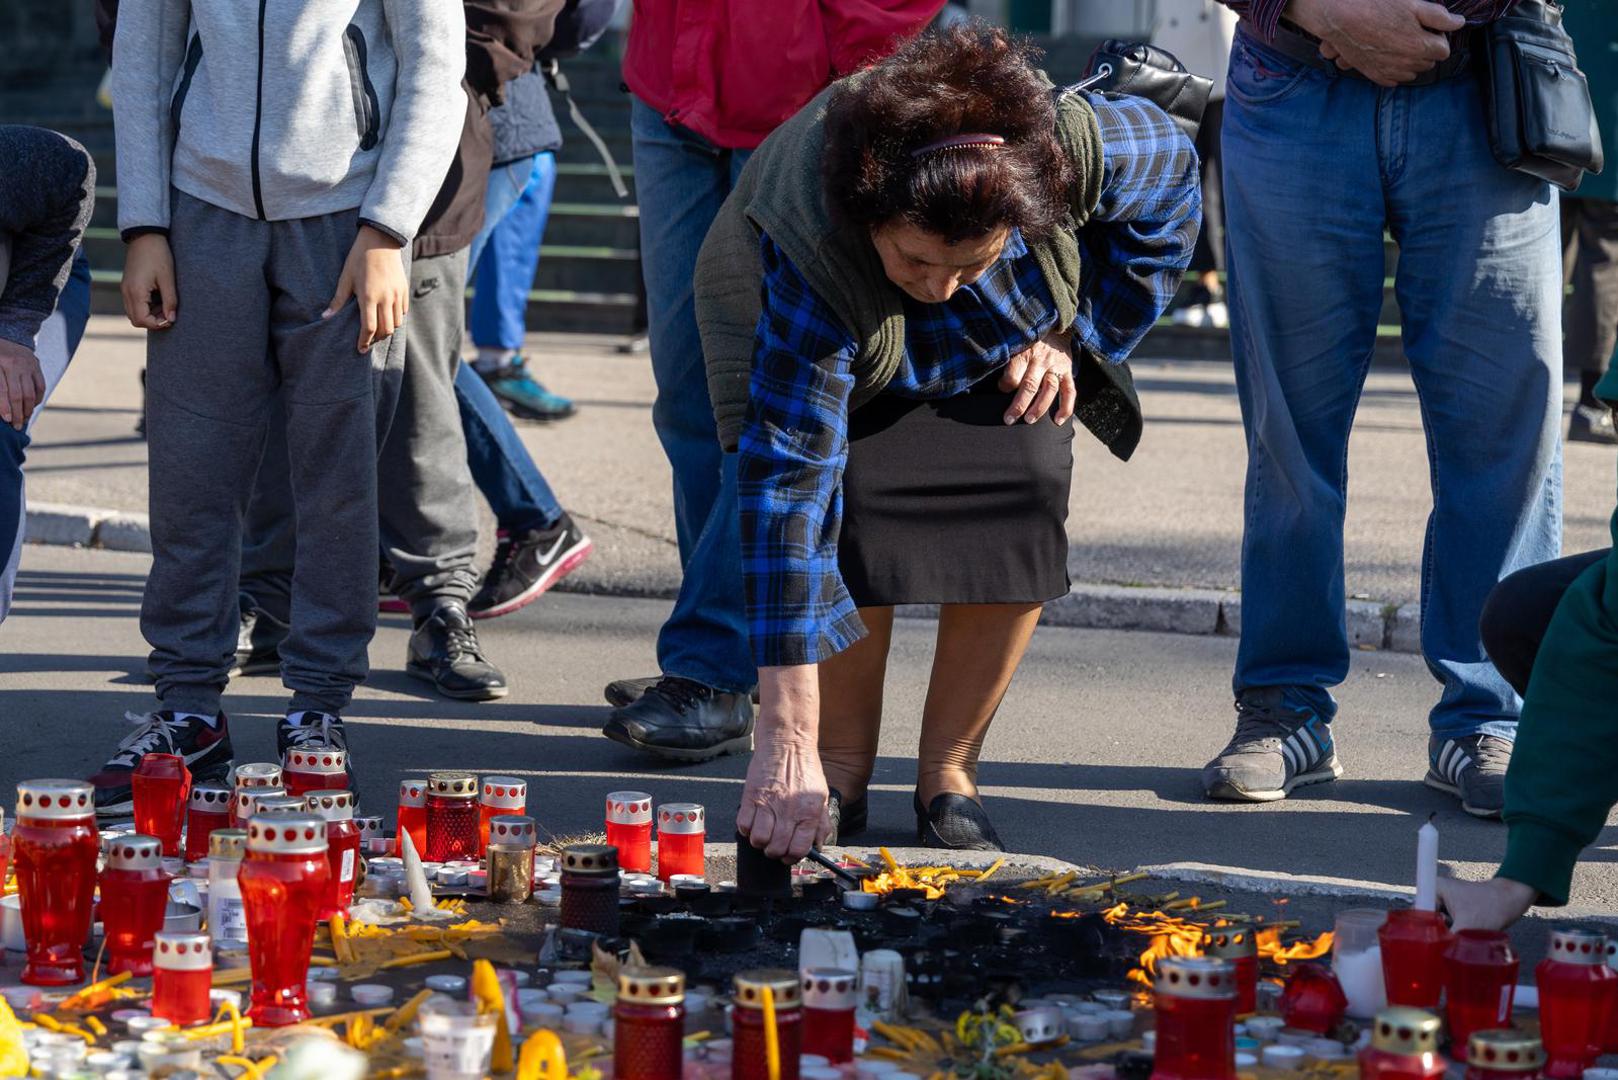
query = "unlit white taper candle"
(1414, 815, 1438, 911)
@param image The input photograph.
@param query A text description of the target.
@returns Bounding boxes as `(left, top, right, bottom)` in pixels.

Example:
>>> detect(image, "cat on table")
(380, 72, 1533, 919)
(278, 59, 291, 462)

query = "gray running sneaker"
(1202, 689, 1341, 801)
(1425, 734, 1511, 819)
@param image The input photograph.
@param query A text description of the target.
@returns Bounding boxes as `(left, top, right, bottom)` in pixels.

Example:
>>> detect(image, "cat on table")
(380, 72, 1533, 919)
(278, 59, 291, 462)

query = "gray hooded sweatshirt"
(112, 0, 466, 245)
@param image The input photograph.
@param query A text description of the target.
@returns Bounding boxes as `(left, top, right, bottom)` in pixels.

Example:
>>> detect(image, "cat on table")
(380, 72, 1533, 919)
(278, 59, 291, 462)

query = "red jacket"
(623, 0, 945, 150)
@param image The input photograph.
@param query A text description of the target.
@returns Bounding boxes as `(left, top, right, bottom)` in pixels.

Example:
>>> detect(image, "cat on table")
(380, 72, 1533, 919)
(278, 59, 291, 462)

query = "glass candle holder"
(99, 834, 173, 976)
(1379, 908, 1451, 1009)
(1465, 1030, 1545, 1080)
(239, 813, 330, 1026)
(732, 969, 802, 1080)
(1203, 929, 1258, 1015)
(605, 791, 654, 874)
(1443, 930, 1518, 1048)
(420, 995, 497, 1080)
(425, 772, 479, 862)
(151, 931, 214, 1027)
(1536, 927, 1617, 1079)
(183, 783, 232, 864)
(1152, 956, 1237, 1080)
(280, 745, 348, 797)
(206, 829, 249, 946)
(1333, 908, 1389, 1021)
(14, 779, 99, 986)
(477, 776, 526, 856)
(132, 753, 191, 858)
(1281, 962, 1349, 1035)
(614, 966, 686, 1079)
(657, 803, 706, 883)
(231, 786, 286, 832)
(397, 779, 428, 857)
(560, 844, 621, 938)
(1358, 1007, 1446, 1080)
(304, 790, 360, 921)
(801, 968, 858, 1064)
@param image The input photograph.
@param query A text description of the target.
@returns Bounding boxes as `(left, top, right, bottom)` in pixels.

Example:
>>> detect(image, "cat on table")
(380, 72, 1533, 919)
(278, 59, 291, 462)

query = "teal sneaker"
(481, 358, 576, 422)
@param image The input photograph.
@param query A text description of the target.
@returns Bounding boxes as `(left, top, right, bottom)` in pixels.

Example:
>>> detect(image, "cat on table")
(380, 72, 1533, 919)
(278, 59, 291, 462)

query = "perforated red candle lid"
(1467, 1030, 1545, 1072)
(233, 763, 282, 790)
(1203, 928, 1257, 959)
(188, 783, 231, 812)
(606, 791, 653, 825)
(480, 777, 527, 809)
(801, 968, 858, 1010)
(1548, 928, 1607, 966)
(619, 966, 685, 1004)
(154, 932, 213, 972)
(562, 843, 619, 875)
(657, 803, 705, 835)
(355, 816, 386, 840)
(1155, 956, 1236, 1000)
(284, 745, 347, 775)
(1371, 1007, 1442, 1055)
(304, 790, 356, 822)
(427, 771, 478, 798)
(254, 795, 308, 815)
(398, 780, 427, 807)
(232, 788, 285, 822)
(247, 813, 327, 854)
(488, 815, 537, 848)
(16, 779, 94, 820)
(733, 969, 801, 1010)
(106, 834, 164, 871)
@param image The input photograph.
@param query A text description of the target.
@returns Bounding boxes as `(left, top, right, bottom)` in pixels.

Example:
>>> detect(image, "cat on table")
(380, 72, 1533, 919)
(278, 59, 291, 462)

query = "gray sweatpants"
(241, 247, 480, 624)
(143, 191, 405, 716)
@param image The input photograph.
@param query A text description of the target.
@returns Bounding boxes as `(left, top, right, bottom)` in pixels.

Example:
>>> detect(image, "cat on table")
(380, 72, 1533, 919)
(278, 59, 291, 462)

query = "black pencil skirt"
(837, 375, 1075, 608)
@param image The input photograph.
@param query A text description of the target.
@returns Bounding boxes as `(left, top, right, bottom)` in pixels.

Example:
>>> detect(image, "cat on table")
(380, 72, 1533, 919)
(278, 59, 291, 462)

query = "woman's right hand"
(737, 665, 832, 862)
(122, 233, 177, 330)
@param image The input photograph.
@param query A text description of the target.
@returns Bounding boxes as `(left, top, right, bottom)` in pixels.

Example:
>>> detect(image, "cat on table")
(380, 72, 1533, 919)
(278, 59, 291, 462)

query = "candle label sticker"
(341, 849, 356, 884)
(214, 898, 248, 938)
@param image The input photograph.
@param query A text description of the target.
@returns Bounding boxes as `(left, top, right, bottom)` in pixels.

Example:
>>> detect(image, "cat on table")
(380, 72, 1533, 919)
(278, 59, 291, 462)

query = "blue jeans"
(1224, 30, 1563, 740)
(1, 249, 89, 622)
(468, 151, 557, 350)
(631, 97, 754, 692)
(453, 152, 564, 534)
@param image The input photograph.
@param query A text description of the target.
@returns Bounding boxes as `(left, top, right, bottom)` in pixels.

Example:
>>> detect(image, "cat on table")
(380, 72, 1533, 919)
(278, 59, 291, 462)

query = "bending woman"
(699, 26, 1201, 857)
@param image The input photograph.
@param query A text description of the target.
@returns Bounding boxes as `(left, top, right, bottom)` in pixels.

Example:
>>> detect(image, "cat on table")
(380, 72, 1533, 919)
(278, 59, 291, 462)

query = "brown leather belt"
(1265, 19, 1479, 87)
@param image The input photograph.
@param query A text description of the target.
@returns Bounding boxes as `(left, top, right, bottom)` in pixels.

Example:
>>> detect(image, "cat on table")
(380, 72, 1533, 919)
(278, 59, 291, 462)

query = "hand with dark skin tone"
(1288, 0, 1466, 87)
(0, 338, 46, 431)
(1436, 876, 1537, 931)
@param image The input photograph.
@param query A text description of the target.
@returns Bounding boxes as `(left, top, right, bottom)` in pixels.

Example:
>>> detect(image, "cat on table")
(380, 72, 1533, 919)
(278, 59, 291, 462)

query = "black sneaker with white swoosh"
(89, 710, 234, 818)
(469, 513, 592, 619)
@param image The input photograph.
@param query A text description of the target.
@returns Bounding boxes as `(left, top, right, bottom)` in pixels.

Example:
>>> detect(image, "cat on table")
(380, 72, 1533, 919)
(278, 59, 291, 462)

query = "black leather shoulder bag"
(1072, 39, 1213, 142)
(1480, 0, 1604, 191)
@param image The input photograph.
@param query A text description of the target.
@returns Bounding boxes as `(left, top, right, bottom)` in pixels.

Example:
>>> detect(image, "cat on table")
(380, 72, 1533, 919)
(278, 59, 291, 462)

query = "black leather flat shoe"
(828, 788, 868, 844)
(914, 791, 1004, 852)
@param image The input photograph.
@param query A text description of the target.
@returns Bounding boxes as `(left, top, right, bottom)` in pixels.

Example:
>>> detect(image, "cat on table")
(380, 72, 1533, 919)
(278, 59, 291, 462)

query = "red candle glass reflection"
(184, 783, 232, 863)
(13, 779, 99, 986)
(605, 791, 653, 874)
(613, 967, 686, 1080)
(1152, 956, 1237, 1080)
(132, 753, 191, 857)
(732, 971, 801, 1080)
(1379, 908, 1451, 1009)
(99, 834, 173, 976)
(304, 791, 360, 921)
(152, 932, 214, 1027)
(396, 779, 427, 857)
(1537, 928, 1617, 1079)
(801, 968, 857, 1064)
(238, 813, 330, 1026)
(656, 803, 706, 883)
(1281, 962, 1349, 1035)
(424, 772, 479, 862)
(1358, 1007, 1446, 1080)
(1443, 930, 1518, 1048)
(280, 745, 347, 797)
(1203, 929, 1258, 1015)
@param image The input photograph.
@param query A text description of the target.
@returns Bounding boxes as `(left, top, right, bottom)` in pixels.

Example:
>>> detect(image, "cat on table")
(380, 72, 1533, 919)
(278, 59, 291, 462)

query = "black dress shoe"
(606, 676, 761, 708)
(405, 602, 509, 701)
(827, 788, 868, 844)
(914, 791, 1004, 852)
(601, 676, 753, 762)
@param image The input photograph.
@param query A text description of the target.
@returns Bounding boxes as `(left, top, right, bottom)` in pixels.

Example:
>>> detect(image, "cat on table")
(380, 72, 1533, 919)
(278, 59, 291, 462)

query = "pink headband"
(909, 133, 1006, 158)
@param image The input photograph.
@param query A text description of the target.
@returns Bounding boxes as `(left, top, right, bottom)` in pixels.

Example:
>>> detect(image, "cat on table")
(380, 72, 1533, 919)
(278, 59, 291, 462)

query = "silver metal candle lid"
(355, 816, 386, 840)
(1548, 927, 1607, 966)
(427, 771, 478, 798)
(283, 745, 347, 775)
(606, 791, 653, 825)
(209, 829, 247, 860)
(398, 779, 427, 807)
(488, 815, 537, 848)
(657, 803, 705, 835)
(232, 788, 285, 822)
(153, 932, 212, 972)
(232, 763, 282, 790)
(188, 783, 231, 812)
(246, 813, 327, 854)
(801, 968, 858, 1010)
(480, 776, 526, 809)
(16, 779, 95, 820)
(304, 790, 356, 822)
(1155, 956, 1236, 1000)
(105, 834, 164, 871)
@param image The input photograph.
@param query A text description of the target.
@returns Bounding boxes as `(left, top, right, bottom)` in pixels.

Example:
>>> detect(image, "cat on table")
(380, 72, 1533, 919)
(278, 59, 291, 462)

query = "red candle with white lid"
(396, 778, 428, 857)
(1152, 956, 1237, 1080)
(1537, 927, 1617, 1079)
(304, 790, 360, 921)
(801, 967, 858, 1064)
(605, 791, 653, 874)
(184, 782, 232, 863)
(280, 744, 347, 797)
(13, 779, 99, 986)
(478, 776, 527, 855)
(99, 833, 173, 976)
(238, 812, 330, 1026)
(152, 931, 214, 1027)
(1357, 1007, 1446, 1080)
(656, 803, 706, 882)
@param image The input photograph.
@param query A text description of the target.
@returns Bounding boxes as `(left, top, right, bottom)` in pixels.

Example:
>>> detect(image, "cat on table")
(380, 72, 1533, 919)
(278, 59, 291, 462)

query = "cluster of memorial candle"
(605, 790, 707, 881)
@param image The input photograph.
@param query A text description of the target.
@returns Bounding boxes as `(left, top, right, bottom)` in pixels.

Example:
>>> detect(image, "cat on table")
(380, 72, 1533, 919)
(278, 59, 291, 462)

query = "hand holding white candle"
(1414, 814, 1438, 911)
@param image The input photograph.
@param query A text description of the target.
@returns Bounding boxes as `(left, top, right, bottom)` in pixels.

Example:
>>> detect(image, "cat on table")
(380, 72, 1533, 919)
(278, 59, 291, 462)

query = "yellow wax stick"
(384, 990, 435, 1035)
(218, 1054, 277, 1079)
(85, 1016, 106, 1037)
(178, 1018, 255, 1045)
(762, 985, 781, 1080)
(380, 948, 454, 969)
(329, 913, 355, 966)
(307, 1007, 397, 1028)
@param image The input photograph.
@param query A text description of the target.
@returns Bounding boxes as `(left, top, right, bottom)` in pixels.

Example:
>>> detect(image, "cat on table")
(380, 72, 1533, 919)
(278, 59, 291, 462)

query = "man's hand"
(1289, 0, 1464, 87)
(323, 225, 408, 354)
(1436, 876, 1537, 932)
(737, 666, 832, 863)
(0, 339, 45, 432)
(1000, 329, 1077, 426)
(121, 234, 177, 331)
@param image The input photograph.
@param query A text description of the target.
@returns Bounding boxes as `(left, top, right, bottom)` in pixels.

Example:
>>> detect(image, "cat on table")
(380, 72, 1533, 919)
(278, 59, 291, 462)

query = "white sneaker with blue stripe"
(1202, 689, 1342, 802)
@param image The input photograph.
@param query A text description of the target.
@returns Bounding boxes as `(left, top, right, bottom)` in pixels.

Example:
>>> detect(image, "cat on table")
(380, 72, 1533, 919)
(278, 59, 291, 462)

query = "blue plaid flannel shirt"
(737, 91, 1200, 668)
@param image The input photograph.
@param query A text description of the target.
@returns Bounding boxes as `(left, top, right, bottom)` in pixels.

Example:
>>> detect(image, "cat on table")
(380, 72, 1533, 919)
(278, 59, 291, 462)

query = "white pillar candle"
(1414, 816, 1439, 911)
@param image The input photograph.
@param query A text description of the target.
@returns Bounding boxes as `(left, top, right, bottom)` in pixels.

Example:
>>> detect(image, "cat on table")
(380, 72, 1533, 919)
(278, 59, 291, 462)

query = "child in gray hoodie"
(95, 0, 466, 817)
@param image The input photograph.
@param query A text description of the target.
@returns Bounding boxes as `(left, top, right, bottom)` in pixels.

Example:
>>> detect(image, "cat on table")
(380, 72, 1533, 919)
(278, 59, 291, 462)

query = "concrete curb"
(25, 501, 1428, 652)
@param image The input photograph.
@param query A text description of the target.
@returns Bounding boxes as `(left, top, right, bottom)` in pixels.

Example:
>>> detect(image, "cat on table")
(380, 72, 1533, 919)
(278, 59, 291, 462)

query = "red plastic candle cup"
(1358, 1007, 1447, 1080)
(99, 834, 174, 976)
(1203, 929, 1258, 1016)
(605, 791, 653, 874)
(280, 745, 347, 798)
(1379, 908, 1452, 1009)
(1465, 1030, 1546, 1080)
(396, 779, 428, 857)
(132, 753, 191, 858)
(801, 967, 858, 1064)
(238, 812, 330, 1026)
(478, 776, 527, 856)
(559, 844, 621, 938)
(151, 931, 214, 1027)
(1443, 930, 1518, 1048)
(304, 791, 360, 921)
(656, 803, 706, 883)
(1537, 927, 1618, 1078)
(231, 783, 285, 832)
(1281, 962, 1349, 1035)
(1151, 956, 1237, 1080)
(184, 782, 232, 864)
(732, 969, 802, 1080)
(613, 966, 686, 1079)
(13, 779, 99, 986)
(424, 771, 480, 862)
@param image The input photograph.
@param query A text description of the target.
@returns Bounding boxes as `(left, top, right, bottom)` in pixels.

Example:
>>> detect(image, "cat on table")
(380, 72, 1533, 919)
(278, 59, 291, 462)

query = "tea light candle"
(1245, 1017, 1284, 1042)
(426, 974, 468, 993)
(1263, 1045, 1306, 1071)
(1069, 1014, 1110, 1041)
(351, 984, 394, 1007)
(1102, 1009, 1136, 1040)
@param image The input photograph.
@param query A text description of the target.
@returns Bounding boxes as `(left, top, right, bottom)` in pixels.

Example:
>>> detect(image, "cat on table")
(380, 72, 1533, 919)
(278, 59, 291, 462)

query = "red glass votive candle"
(1203, 929, 1258, 1015)
(605, 791, 653, 874)
(13, 779, 99, 986)
(396, 779, 427, 857)
(1380, 908, 1452, 1008)
(1537, 927, 1617, 1078)
(151, 931, 214, 1027)
(132, 753, 191, 857)
(425, 771, 480, 862)
(801, 967, 858, 1064)
(614, 966, 686, 1079)
(657, 803, 706, 883)
(477, 776, 526, 856)
(1465, 1030, 1545, 1080)
(238, 813, 330, 1026)
(1443, 930, 1518, 1048)
(184, 782, 232, 863)
(304, 791, 360, 921)
(1152, 956, 1237, 1080)
(560, 843, 621, 938)
(231, 785, 285, 832)
(732, 969, 802, 1080)
(1358, 1007, 1446, 1080)
(99, 834, 174, 976)
(1281, 962, 1349, 1034)
(281, 744, 347, 797)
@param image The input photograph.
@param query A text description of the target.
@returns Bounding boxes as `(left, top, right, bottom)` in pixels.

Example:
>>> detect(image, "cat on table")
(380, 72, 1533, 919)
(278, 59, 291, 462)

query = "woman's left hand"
(1000, 330, 1078, 426)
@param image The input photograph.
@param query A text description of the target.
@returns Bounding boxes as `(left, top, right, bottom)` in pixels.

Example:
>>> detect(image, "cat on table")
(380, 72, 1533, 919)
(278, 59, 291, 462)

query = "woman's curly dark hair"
(823, 24, 1072, 244)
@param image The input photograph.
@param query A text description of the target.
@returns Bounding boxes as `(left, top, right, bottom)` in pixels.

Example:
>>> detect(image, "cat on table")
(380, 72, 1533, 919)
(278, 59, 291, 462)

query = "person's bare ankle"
(915, 770, 979, 806)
